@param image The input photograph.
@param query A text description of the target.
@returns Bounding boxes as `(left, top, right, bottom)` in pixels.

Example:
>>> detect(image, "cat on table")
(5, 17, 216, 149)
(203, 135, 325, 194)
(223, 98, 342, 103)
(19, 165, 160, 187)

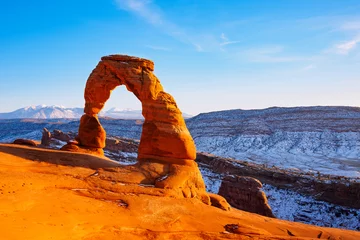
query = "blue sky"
(1, 0, 360, 114)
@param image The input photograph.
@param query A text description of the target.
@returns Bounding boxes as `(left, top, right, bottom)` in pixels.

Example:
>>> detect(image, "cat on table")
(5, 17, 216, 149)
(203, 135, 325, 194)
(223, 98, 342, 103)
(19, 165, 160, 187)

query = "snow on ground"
(263, 184, 360, 231)
(194, 135, 360, 178)
(104, 150, 138, 165)
(199, 166, 222, 193)
(188, 106, 360, 178)
(199, 165, 360, 231)
(0, 130, 41, 143)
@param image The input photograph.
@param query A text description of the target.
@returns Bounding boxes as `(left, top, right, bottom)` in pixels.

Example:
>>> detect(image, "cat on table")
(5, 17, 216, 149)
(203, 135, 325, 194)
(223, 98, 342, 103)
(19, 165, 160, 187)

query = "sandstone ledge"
(1, 144, 359, 240)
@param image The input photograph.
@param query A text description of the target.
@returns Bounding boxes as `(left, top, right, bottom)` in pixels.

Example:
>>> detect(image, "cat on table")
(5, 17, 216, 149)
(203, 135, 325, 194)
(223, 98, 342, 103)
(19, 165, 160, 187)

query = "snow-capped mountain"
(99, 108, 143, 119)
(0, 105, 84, 119)
(0, 106, 193, 120)
(99, 107, 193, 119)
(187, 106, 360, 178)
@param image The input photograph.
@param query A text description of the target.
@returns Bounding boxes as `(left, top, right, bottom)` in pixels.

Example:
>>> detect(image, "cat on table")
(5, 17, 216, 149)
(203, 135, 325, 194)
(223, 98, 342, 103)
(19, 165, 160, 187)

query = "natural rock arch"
(60, 54, 230, 209)
(74, 55, 196, 165)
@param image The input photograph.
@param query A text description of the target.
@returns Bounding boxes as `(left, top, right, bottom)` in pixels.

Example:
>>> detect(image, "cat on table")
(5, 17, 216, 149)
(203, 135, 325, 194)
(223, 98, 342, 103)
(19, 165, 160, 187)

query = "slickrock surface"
(1, 144, 359, 240)
(219, 176, 275, 218)
(66, 54, 195, 165)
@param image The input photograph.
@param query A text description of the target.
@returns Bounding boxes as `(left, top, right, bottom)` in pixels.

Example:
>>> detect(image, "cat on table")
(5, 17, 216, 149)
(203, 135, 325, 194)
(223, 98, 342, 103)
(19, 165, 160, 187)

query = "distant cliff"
(187, 106, 360, 177)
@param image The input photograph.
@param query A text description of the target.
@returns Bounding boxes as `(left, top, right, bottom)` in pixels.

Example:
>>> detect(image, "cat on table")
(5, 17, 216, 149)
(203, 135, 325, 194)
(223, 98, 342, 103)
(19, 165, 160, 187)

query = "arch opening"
(101, 85, 142, 119)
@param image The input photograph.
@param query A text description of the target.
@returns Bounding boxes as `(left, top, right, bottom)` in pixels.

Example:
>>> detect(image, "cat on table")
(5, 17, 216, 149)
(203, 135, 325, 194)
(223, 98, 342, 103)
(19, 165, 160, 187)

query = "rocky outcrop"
(105, 137, 139, 153)
(66, 55, 196, 165)
(218, 175, 275, 217)
(41, 128, 51, 146)
(13, 139, 38, 147)
(41, 129, 75, 149)
(52, 129, 72, 142)
(197, 152, 360, 209)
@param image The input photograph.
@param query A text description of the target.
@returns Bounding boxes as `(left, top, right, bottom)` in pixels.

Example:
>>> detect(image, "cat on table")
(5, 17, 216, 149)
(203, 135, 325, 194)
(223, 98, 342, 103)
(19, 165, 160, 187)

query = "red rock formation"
(105, 137, 139, 153)
(13, 139, 38, 147)
(52, 129, 71, 142)
(70, 55, 195, 164)
(1, 144, 360, 240)
(59, 55, 210, 204)
(41, 128, 51, 146)
(218, 175, 275, 218)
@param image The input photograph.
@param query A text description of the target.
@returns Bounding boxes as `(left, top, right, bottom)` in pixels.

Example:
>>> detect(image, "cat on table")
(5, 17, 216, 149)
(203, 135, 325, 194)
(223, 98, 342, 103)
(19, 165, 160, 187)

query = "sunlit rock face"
(72, 55, 196, 164)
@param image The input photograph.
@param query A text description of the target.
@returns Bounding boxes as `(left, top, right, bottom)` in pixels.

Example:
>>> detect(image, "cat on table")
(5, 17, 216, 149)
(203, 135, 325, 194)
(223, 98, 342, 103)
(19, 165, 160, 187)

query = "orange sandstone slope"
(1, 144, 359, 240)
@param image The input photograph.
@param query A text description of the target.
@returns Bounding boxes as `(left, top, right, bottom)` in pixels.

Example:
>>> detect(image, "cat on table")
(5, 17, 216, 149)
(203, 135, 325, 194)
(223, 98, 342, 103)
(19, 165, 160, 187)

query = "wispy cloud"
(332, 35, 360, 55)
(193, 43, 204, 52)
(303, 64, 316, 71)
(220, 33, 228, 41)
(333, 19, 360, 54)
(242, 46, 310, 63)
(116, 0, 161, 24)
(145, 45, 171, 51)
(219, 33, 240, 47)
(220, 41, 241, 46)
(296, 15, 360, 55)
(115, 0, 203, 52)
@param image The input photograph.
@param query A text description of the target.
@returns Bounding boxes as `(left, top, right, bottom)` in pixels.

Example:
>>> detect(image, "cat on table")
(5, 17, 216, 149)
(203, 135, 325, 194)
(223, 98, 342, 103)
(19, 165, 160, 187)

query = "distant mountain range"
(0, 105, 84, 119)
(0, 105, 193, 119)
(0, 105, 359, 177)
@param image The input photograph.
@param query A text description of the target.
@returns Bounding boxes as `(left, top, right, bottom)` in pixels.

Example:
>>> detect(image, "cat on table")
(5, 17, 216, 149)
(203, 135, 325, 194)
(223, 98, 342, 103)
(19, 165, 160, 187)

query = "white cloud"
(334, 36, 360, 55)
(219, 33, 240, 47)
(220, 40, 241, 46)
(115, 0, 162, 25)
(115, 0, 203, 52)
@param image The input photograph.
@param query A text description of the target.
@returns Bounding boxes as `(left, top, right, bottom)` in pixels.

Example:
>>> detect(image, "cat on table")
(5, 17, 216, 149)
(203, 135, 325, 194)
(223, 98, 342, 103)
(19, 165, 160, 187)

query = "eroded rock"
(41, 128, 51, 146)
(105, 137, 139, 153)
(13, 139, 38, 147)
(65, 55, 195, 164)
(60, 54, 211, 206)
(52, 129, 71, 142)
(219, 175, 275, 217)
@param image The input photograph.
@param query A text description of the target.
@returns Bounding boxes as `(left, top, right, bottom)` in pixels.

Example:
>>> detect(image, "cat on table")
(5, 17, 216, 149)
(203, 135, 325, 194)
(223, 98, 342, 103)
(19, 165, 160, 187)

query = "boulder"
(218, 175, 275, 218)
(13, 139, 38, 147)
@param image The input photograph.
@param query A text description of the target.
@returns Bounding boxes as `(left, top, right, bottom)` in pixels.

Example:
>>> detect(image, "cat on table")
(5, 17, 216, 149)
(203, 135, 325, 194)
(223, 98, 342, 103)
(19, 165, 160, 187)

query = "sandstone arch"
(76, 55, 196, 165)
(60, 54, 230, 208)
